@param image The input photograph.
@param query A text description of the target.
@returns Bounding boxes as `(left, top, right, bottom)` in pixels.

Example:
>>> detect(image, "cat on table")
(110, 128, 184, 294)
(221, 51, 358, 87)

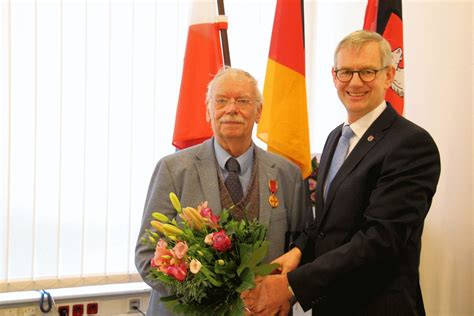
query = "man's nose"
(225, 99, 239, 112)
(348, 72, 364, 85)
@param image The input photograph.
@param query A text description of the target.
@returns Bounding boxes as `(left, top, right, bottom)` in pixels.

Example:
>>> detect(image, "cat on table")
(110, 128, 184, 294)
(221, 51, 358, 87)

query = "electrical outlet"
(58, 305, 69, 316)
(21, 307, 36, 316)
(128, 298, 141, 312)
(86, 303, 98, 315)
(4, 309, 18, 316)
(71, 304, 84, 316)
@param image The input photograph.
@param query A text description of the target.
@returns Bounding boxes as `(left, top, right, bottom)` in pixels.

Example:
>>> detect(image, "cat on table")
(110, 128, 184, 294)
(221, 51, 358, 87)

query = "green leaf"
(237, 243, 253, 275)
(235, 267, 255, 292)
(219, 209, 230, 224)
(253, 262, 280, 276)
(200, 265, 223, 287)
(214, 260, 236, 277)
(227, 297, 244, 316)
(159, 294, 178, 302)
(248, 241, 270, 267)
(258, 225, 267, 241)
(162, 297, 179, 313)
(151, 270, 176, 285)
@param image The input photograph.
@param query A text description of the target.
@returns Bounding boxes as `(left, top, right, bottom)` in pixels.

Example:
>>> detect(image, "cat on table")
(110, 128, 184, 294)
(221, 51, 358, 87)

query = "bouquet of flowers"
(141, 192, 279, 315)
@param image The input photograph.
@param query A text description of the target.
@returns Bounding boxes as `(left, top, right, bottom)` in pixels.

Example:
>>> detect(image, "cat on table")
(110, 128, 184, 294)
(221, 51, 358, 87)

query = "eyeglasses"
(213, 97, 253, 109)
(334, 67, 388, 83)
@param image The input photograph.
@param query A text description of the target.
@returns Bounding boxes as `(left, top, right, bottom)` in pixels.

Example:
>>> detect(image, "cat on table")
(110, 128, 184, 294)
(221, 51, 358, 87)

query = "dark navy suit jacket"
(288, 104, 441, 315)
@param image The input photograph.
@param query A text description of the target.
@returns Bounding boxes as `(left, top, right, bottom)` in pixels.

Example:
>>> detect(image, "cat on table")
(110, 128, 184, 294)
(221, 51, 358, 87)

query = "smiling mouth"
(347, 91, 368, 97)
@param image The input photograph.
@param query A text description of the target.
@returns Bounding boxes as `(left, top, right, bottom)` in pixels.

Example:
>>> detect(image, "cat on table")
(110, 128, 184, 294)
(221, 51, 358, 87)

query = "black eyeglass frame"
(334, 66, 388, 83)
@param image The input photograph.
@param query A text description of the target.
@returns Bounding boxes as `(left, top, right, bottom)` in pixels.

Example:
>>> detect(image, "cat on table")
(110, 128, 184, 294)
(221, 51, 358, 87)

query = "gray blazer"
(135, 138, 306, 315)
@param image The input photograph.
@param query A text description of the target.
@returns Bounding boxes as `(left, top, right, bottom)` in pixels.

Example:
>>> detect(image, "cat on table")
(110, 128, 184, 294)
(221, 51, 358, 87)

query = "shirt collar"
(346, 101, 387, 138)
(213, 138, 254, 175)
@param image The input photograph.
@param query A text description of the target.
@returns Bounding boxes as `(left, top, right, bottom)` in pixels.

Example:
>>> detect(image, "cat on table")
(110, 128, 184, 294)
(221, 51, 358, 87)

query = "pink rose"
(172, 241, 188, 259)
(200, 207, 220, 226)
(308, 178, 317, 191)
(166, 263, 187, 282)
(211, 230, 232, 252)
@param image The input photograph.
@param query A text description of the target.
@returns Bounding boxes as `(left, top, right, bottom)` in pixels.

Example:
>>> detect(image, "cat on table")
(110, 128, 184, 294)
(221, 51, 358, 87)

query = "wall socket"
(3, 309, 18, 316)
(21, 307, 36, 316)
(128, 298, 141, 312)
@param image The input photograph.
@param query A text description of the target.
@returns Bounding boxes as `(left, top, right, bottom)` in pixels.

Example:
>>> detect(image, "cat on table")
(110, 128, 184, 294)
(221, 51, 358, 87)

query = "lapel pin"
(268, 179, 279, 208)
(367, 135, 375, 142)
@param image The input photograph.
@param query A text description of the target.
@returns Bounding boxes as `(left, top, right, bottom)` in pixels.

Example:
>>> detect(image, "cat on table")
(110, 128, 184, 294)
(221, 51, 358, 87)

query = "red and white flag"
(364, 0, 404, 115)
(172, 0, 224, 149)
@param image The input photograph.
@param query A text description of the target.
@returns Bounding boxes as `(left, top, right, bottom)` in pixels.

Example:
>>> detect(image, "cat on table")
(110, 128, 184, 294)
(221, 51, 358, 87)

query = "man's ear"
(255, 103, 262, 123)
(331, 67, 337, 86)
(206, 106, 211, 122)
(384, 66, 396, 89)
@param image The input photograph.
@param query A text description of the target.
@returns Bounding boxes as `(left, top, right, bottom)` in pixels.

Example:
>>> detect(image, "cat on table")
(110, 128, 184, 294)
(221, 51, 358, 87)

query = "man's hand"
(272, 247, 302, 274)
(241, 274, 293, 315)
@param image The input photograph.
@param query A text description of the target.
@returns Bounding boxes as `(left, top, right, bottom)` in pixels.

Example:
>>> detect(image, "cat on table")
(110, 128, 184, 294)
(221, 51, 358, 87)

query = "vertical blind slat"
(83, 0, 110, 276)
(128, 0, 157, 273)
(106, 0, 133, 275)
(9, 0, 36, 281)
(35, 0, 62, 280)
(59, 0, 87, 279)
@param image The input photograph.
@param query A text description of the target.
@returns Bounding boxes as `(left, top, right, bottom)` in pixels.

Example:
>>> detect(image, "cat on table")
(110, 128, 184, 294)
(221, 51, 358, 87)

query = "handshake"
(241, 247, 302, 315)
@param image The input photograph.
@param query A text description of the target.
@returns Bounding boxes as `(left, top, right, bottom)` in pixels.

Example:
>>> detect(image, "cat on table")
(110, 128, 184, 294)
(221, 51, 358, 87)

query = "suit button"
(318, 232, 325, 239)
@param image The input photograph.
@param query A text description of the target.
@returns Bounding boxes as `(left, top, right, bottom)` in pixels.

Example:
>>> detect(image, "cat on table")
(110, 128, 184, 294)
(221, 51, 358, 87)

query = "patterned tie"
(324, 125, 354, 200)
(225, 157, 244, 204)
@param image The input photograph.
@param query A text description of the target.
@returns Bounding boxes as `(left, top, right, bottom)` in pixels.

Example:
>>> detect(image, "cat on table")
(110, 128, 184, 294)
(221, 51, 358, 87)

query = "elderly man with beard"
(135, 67, 307, 315)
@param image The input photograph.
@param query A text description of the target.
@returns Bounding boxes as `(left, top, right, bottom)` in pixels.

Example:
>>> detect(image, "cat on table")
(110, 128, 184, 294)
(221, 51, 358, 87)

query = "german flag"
(257, 0, 311, 178)
(172, 0, 224, 149)
(364, 0, 404, 115)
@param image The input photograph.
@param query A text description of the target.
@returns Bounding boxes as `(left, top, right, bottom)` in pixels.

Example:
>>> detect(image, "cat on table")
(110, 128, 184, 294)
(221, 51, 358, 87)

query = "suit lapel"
(194, 139, 223, 213)
(255, 147, 278, 227)
(320, 105, 399, 220)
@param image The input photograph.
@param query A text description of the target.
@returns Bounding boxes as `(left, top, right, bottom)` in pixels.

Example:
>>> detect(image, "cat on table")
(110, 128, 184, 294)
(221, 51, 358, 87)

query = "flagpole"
(217, 0, 231, 66)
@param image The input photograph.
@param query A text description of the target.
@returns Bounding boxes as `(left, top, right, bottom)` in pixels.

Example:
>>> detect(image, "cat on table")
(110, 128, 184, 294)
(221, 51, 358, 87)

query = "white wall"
(403, 1, 472, 315)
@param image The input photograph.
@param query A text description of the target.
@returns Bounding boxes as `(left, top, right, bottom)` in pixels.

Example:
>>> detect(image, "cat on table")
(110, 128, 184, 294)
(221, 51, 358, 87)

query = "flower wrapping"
(142, 193, 279, 315)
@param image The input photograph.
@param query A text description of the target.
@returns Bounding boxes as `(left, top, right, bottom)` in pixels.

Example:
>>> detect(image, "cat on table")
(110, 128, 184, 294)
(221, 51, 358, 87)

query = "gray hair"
(205, 67, 263, 108)
(334, 30, 392, 68)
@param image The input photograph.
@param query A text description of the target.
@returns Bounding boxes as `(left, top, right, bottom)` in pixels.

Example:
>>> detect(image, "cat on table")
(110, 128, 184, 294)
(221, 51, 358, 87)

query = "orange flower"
(172, 241, 188, 260)
(151, 239, 173, 273)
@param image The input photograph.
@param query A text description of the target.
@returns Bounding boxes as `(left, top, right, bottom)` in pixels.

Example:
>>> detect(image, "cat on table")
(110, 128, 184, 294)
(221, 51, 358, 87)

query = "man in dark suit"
(242, 30, 441, 315)
(135, 67, 306, 315)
